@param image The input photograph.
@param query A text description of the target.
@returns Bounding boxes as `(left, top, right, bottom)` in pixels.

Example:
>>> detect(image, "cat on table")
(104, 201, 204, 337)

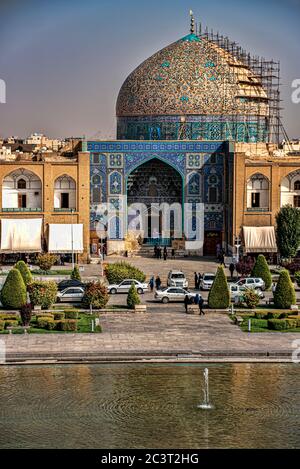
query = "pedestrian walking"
(171, 248, 175, 259)
(155, 275, 161, 290)
(198, 295, 205, 315)
(163, 246, 167, 261)
(158, 246, 162, 259)
(219, 252, 225, 267)
(271, 282, 276, 294)
(229, 262, 235, 279)
(154, 246, 157, 258)
(184, 294, 190, 313)
(194, 293, 200, 305)
(197, 272, 202, 290)
(194, 272, 198, 290)
(149, 276, 155, 292)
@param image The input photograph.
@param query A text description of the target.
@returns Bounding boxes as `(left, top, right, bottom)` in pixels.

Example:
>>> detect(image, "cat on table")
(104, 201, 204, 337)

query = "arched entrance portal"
(127, 158, 183, 245)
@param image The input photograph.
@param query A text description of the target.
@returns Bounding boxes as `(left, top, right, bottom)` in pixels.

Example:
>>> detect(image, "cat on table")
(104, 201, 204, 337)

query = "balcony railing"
(2, 207, 42, 212)
(246, 207, 269, 212)
(53, 208, 76, 212)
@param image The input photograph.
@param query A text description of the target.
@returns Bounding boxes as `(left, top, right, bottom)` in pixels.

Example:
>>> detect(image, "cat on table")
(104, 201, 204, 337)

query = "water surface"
(0, 363, 299, 448)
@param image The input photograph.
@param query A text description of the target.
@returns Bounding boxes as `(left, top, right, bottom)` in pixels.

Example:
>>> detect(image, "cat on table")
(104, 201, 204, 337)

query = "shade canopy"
(243, 226, 277, 253)
(0, 218, 42, 252)
(48, 224, 83, 253)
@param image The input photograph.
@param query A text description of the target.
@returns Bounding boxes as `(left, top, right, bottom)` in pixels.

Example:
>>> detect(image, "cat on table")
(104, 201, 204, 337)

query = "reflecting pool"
(0, 363, 299, 448)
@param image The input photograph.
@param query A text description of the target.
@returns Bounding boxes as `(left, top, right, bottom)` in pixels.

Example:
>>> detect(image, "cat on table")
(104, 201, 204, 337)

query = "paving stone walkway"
(2, 311, 299, 359)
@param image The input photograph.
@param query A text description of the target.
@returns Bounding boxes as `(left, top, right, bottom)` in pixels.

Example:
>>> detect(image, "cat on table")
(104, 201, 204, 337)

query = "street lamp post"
(71, 208, 75, 269)
(234, 235, 241, 263)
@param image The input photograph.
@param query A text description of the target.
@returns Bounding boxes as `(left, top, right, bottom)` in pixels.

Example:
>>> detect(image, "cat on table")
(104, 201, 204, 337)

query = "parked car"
(57, 286, 85, 302)
(108, 279, 148, 294)
(167, 271, 188, 288)
(229, 284, 265, 302)
(57, 279, 85, 291)
(200, 273, 216, 290)
(155, 287, 196, 304)
(235, 277, 265, 291)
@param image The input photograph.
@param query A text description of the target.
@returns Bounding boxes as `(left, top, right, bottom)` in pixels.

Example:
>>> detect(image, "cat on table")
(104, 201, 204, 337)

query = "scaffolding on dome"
(194, 25, 282, 144)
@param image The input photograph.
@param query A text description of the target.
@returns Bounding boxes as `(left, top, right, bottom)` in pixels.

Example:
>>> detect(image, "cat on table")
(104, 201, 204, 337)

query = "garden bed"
(230, 311, 300, 333)
(0, 311, 101, 334)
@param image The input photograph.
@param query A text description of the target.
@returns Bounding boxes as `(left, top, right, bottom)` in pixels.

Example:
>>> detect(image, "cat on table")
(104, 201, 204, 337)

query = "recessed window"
(294, 195, 300, 207)
(209, 187, 217, 203)
(17, 178, 26, 189)
(294, 180, 300, 190)
(251, 193, 260, 208)
(61, 193, 69, 209)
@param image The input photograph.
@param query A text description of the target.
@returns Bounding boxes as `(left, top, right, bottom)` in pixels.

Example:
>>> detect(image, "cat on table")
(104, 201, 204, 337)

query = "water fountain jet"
(197, 367, 213, 410)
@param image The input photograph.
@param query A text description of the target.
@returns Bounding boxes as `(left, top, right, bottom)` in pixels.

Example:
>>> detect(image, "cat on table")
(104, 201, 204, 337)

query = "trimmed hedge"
(294, 271, 300, 287)
(54, 312, 65, 320)
(82, 282, 109, 309)
(127, 283, 141, 309)
(0, 320, 4, 331)
(56, 319, 78, 331)
(37, 317, 53, 328)
(28, 281, 58, 309)
(267, 318, 300, 330)
(0, 313, 19, 321)
(0, 268, 27, 309)
(36, 313, 54, 320)
(5, 320, 19, 328)
(15, 260, 33, 286)
(255, 312, 290, 320)
(249, 318, 268, 328)
(64, 310, 79, 319)
(208, 266, 230, 309)
(251, 254, 272, 290)
(274, 269, 296, 309)
(71, 266, 81, 281)
(105, 261, 146, 284)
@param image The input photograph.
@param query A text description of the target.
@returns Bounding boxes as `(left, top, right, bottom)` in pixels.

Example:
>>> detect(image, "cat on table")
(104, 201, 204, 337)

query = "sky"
(0, 0, 299, 140)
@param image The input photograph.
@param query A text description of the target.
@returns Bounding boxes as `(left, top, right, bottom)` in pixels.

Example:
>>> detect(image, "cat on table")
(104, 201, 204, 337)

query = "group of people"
(149, 275, 161, 292)
(194, 272, 203, 290)
(153, 246, 175, 260)
(184, 293, 205, 315)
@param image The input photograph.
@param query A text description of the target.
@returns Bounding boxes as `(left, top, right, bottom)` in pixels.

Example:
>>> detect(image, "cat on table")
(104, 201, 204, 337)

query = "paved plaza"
(2, 310, 299, 362)
(1, 255, 300, 363)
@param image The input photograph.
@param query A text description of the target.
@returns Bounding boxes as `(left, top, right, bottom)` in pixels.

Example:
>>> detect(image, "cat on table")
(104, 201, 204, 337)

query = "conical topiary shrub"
(0, 268, 27, 309)
(251, 254, 272, 290)
(274, 269, 296, 309)
(208, 266, 230, 309)
(71, 265, 81, 281)
(15, 260, 33, 286)
(127, 283, 141, 309)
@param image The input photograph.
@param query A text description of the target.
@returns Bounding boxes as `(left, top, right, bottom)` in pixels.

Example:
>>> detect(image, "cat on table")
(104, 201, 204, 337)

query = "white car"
(155, 287, 196, 304)
(200, 273, 215, 290)
(229, 284, 265, 302)
(167, 271, 188, 288)
(108, 279, 148, 294)
(57, 286, 85, 302)
(235, 277, 265, 291)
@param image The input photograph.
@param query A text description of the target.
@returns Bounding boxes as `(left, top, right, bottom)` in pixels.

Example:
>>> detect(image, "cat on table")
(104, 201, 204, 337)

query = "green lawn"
(230, 314, 300, 333)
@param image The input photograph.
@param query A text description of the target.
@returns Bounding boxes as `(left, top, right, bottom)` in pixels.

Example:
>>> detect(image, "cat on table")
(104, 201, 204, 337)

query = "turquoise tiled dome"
(116, 33, 267, 118)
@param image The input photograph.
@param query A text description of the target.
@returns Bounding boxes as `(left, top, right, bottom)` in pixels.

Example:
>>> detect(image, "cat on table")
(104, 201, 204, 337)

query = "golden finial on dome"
(189, 10, 195, 34)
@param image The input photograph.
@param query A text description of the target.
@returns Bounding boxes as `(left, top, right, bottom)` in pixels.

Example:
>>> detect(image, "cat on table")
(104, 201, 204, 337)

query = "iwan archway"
(126, 158, 183, 246)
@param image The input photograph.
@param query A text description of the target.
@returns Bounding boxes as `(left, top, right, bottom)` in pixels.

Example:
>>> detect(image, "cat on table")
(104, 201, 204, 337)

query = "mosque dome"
(116, 30, 269, 142)
(116, 33, 267, 117)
